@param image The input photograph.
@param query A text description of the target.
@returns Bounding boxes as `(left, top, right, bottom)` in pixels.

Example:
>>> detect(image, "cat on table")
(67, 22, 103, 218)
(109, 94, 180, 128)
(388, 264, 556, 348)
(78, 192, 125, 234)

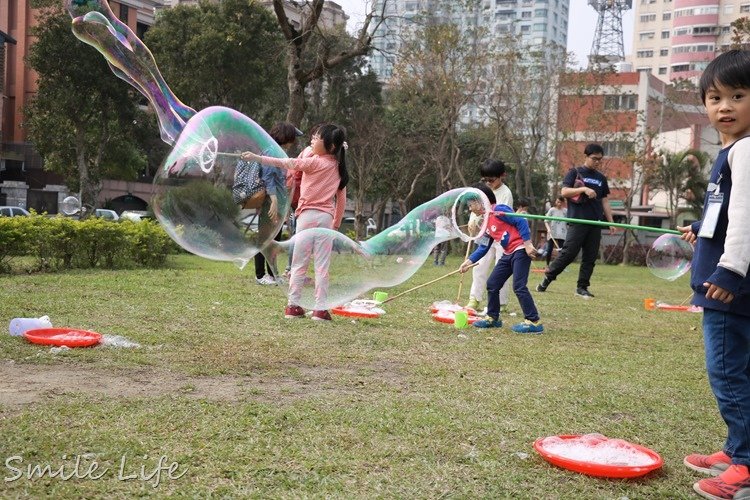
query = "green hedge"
(0, 215, 179, 273)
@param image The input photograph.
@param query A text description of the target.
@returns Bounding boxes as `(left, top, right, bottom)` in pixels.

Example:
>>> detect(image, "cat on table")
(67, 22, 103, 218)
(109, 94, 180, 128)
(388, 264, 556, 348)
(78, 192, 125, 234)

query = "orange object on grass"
(533, 434, 663, 478)
(432, 311, 479, 325)
(23, 328, 102, 348)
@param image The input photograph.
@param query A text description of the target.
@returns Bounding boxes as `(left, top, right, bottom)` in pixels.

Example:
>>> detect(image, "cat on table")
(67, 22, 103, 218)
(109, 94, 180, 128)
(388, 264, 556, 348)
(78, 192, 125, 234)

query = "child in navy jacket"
(678, 50, 750, 499)
(459, 184, 543, 334)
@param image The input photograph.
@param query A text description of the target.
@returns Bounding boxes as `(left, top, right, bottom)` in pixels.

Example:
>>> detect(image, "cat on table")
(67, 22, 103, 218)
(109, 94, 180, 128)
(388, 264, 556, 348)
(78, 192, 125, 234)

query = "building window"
(639, 31, 655, 41)
(602, 141, 634, 157)
(672, 44, 715, 54)
(741, 4, 750, 12)
(636, 49, 654, 58)
(522, 10, 532, 18)
(660, 48, 669, 56)
(693, 26, 716, 35)
(640, 13, 656, 22)
(604, 94, 638, 110)
(533, 23, 545, 31)
(661, 30, 670, 39)
(662, 12, 671, 20)
(520, 24, 530, 32)
(535, 8, 548, 16)
(671, 63, 690, 72)
(675, 6, 719, 17)
(658, 67, 667, 74)
(725, 4, 734, 14)
(119, 4, 129, 24)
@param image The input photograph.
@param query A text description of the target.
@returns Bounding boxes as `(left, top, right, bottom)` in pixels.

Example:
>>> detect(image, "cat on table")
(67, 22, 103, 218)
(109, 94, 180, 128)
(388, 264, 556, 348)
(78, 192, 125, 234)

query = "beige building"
(629, 0, 746, 82)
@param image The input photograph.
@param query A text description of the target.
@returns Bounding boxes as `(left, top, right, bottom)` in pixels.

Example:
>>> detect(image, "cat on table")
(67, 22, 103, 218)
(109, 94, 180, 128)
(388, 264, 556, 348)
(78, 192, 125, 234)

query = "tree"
(270, 0, 387, 125)
(24, 1, 147, 209)
(731, 17, 750, 49)
(386, 13, 487, 200)
(481, 38, 571, 207)
(144, 0, 287, 123)
(650, 149, 709, 227)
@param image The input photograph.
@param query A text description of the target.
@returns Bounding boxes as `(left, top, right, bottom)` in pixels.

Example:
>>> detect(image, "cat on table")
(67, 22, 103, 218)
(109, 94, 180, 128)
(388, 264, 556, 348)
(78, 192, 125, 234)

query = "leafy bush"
(602, 243, 649, 266)
(0, 214, 178, 273)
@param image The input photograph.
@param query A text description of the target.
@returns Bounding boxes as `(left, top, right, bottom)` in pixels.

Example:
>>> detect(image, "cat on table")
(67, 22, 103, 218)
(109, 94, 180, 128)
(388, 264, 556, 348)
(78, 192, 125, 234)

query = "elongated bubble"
(647, 234, 693, 281)
(66, 0, 195, 145)
(263, 188, 489, 310)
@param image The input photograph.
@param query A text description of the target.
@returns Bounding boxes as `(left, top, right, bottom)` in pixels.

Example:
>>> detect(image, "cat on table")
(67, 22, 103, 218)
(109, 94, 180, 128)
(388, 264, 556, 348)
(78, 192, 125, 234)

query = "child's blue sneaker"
(511, 320, 544, 334)
(473, 316, 502, 329)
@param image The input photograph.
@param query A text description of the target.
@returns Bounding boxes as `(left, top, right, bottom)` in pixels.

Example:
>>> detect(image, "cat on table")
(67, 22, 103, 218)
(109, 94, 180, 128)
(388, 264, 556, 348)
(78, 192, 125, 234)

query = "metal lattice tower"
(588, 0, 632, 69)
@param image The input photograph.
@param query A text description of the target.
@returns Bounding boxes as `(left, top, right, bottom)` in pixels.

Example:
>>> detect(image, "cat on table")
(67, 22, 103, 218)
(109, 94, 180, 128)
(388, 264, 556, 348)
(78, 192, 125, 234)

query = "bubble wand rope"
(455, 242, 473, 303)
(383, 263, 479, 305)
(502, 213, 681, 235)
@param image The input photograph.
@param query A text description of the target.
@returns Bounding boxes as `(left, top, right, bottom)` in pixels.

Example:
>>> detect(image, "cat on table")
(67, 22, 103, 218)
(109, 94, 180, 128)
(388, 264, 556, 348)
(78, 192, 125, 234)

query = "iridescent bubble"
(261, 188, 490, 310)
(61, 196, 81, 215)
(647, 234, 693, 281)
(65, 0, 195, 145)
(152, 107, 290, 270)
(63, 0, 495, 308)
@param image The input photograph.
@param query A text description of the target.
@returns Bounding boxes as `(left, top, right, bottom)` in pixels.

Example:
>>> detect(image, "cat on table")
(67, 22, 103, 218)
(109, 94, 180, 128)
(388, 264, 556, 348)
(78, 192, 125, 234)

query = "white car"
(120, 210, 151, 222)
(0, 206, 30, 217)
(94, 209, 119, 221)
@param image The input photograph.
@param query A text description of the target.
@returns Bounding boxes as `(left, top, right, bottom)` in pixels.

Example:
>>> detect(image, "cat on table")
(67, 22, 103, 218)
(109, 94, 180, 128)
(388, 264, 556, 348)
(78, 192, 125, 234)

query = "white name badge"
(698, 193, 724, 239)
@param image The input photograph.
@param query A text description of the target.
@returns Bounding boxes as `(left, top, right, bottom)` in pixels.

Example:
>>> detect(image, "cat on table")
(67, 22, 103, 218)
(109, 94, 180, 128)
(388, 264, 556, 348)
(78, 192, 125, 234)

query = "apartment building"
(630, 0, 746, 82)
(370, 0, 569, 82)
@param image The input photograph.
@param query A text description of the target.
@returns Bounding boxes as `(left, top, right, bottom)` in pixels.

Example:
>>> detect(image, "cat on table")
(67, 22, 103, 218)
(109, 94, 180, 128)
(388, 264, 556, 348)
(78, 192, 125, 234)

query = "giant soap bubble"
(64, 0, 492, 308)
(647, 234, 693, 281)
(65, 0, 195, 145)
(261, 188, 490, 309)
(152, 106, 289, 270)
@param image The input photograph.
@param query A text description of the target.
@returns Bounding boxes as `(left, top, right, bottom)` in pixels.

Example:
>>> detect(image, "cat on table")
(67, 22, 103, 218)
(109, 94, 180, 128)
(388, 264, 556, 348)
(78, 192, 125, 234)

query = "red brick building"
(554, 69, 712, 224)
(0, 0, 160, 210)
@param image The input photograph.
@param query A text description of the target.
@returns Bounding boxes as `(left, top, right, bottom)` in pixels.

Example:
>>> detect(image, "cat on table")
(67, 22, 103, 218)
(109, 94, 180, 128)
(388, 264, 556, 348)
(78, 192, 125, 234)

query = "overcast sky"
(334, 0, 634, 68)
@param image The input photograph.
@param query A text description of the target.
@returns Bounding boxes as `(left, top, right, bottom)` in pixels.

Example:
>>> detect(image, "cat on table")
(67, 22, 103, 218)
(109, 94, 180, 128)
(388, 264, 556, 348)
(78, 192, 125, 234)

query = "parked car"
(340, 217, 377, 237)
(94, 209, 119, 221)
(0, 206, 30, 217)
(120, 210, 151, 222)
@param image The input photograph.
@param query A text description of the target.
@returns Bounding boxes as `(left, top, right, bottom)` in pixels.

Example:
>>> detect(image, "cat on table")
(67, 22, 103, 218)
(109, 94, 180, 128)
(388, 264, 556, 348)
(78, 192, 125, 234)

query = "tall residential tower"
(630, 0, 745, 82)
(370, 0, 570, 83)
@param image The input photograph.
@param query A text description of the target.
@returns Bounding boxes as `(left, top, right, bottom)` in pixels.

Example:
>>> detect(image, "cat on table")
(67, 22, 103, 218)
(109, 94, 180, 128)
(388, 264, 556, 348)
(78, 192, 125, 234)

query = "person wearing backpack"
(536, 143, 617, 298)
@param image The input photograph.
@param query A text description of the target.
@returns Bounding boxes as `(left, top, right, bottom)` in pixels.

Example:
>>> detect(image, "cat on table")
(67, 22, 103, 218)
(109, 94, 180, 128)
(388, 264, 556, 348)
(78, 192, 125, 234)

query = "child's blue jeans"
(704, 308, 750, 465)
(486, 250, 539, 322)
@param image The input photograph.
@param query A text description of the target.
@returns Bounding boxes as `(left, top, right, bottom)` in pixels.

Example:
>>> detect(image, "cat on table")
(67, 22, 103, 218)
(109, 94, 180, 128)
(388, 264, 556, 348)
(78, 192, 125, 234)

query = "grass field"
(0, 254, 717, 498)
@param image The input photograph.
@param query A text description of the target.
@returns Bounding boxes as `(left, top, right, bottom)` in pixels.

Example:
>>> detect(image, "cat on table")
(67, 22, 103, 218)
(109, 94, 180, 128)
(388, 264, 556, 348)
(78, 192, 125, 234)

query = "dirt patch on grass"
(0, 360, 408, 413)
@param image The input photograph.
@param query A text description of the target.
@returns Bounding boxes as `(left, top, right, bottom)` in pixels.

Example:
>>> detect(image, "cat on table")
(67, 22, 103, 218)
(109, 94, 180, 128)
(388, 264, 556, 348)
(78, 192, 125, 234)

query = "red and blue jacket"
(468, 204, 531, 263)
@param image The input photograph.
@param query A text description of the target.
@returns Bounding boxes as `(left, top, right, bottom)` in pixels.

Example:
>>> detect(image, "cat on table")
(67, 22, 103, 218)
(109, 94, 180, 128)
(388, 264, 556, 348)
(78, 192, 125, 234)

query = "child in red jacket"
(459, 184, 544, 334)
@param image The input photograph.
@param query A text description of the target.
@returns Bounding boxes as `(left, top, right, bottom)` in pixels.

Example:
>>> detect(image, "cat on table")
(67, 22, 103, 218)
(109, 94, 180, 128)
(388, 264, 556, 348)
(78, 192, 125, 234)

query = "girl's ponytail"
(319, 124, 349, 190)
(336, 140, 349, 190)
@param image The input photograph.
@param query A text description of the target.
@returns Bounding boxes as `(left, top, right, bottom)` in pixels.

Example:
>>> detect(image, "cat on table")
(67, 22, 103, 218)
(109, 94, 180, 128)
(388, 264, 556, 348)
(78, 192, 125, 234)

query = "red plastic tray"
(430, 304, 477, 316)
(432, 311, 479, 325)
(656, 303, 701, 312)
(533, 435, 663, 478)
(23, 328, 102, 348)
(331, 306, 382, 319)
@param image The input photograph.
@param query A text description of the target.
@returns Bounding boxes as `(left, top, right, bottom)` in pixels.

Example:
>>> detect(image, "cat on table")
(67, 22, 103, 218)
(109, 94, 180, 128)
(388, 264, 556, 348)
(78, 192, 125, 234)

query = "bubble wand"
(455, 242, 473, 304)
(502, 212, 681, 235)
(383, 263, 479, 305)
